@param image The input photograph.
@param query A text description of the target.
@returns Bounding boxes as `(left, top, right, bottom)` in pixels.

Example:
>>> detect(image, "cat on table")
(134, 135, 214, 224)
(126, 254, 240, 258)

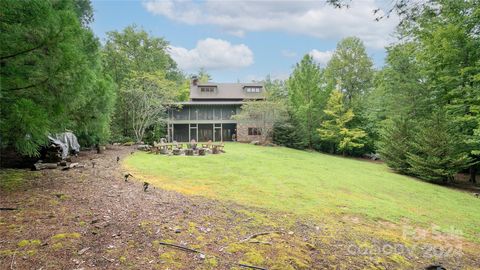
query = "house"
(167, 77, 265, 142)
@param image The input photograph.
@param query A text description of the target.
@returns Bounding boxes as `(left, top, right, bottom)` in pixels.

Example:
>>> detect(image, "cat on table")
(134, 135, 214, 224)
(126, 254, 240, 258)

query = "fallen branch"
(158, 242, 201, 253)
(10, 252, 16, 270)
(0, 207, 18, 211)
(34, 162, 57, 171)
(62, 162, 80, 171)
(248, 240, 272, 245)
(77, 247, 90, 255)
(238, 263, 268, 270)
(240, 231, 281, 243)
(102, 256, 114, 263)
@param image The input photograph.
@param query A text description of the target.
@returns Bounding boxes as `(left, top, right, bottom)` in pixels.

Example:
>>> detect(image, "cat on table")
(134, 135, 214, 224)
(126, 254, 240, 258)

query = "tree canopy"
(1, 0, 115, 156)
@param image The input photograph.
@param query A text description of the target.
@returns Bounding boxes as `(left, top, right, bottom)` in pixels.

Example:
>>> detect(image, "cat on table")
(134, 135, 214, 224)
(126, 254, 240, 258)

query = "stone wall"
(236, 123, 268, 142)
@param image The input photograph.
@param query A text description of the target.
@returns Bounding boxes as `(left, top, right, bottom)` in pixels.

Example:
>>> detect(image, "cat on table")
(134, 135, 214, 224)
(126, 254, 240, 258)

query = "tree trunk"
(469, 166, 477, 184)
(33, 163, 58, 170)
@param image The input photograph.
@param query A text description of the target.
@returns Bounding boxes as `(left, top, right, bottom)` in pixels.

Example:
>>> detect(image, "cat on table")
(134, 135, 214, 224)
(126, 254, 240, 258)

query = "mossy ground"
(0, 146, 478, 269)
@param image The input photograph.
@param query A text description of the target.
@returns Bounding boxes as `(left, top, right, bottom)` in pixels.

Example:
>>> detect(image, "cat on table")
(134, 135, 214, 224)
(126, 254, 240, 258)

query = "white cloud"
(168, 38, 254, 71)
(143, 0, 398, 49)
(281, 49, 297, 58)
(309, 49, 333, 66)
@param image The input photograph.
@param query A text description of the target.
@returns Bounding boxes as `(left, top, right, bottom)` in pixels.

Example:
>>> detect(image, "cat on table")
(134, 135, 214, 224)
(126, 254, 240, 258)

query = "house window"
(248, 127, 261, 136)
(200, 86, 216, 93)
(244, 86, 262, 93)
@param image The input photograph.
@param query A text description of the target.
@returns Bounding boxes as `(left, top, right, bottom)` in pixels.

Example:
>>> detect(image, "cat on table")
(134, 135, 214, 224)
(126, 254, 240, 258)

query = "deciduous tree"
(121, 72, 177, 142)
(317, 90, 366, 154)
(102, 26, 182, 139)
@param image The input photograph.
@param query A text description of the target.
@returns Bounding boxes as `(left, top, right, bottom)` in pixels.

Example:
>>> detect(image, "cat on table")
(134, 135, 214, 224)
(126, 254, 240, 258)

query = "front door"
(214, 124, 222, 142)
(198, 124, 213, 141)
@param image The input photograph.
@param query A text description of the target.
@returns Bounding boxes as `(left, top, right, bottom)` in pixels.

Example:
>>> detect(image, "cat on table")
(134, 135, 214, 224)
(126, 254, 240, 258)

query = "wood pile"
(43, 144, 63, 163)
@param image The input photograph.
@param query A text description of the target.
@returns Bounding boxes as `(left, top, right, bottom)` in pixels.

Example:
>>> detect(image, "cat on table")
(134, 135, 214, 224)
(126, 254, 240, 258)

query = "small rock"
(174, 228, 181, 234)
(78, 247, 90, 255)
(199, 253, 206, 260)
(288, 231, 294, 235)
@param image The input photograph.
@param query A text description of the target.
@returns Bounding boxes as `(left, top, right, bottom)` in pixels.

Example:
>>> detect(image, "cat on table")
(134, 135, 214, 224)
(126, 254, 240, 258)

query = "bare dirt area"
(1, 146, 479, 269)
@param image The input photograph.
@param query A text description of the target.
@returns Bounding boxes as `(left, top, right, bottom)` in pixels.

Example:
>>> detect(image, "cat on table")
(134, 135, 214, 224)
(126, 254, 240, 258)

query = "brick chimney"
(191, 75, 199, 86)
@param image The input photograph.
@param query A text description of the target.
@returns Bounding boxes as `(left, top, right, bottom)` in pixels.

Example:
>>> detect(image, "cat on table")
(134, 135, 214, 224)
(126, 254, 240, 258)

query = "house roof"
(172, 101, 246, 105)
(190, 82, 265, 100)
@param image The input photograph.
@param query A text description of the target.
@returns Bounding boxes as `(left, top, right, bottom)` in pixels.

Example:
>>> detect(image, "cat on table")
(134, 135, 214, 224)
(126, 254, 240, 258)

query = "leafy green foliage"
(272, 118, 306, 149)
(317, 90, 366, 154)
(0, 0, 115, 156)
(406, 112, 473, 182)
(197, 67, 212, 83)
(121, 72, 177, 142)
(377, 117, 413, 174)
(324, 37, 374, 103)
(372, 0, 480, 181)
(322, 37, 374, 154)
(102, 25, 183, 140)
(287, 55, 328, 148)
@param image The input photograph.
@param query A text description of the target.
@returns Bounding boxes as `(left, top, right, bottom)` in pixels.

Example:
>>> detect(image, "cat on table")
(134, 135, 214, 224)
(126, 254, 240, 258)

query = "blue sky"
(91, 0, 398, 82)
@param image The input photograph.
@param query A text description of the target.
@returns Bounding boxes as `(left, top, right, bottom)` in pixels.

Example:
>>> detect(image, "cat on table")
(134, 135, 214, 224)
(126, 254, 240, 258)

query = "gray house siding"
(166, 80, 265, 142)
(167, 104, 240, 142)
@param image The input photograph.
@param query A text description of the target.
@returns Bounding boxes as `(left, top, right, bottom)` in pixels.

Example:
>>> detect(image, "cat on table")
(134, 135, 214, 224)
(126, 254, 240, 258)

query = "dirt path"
(1, 146, 479, 269)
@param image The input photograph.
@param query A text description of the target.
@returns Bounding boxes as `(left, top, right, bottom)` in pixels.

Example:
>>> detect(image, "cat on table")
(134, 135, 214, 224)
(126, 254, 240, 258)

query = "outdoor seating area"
(145, 140, 225, 156)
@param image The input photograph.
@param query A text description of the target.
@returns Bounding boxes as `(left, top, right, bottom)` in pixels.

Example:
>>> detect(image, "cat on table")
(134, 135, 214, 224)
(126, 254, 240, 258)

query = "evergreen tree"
(406, 111, 473, 182)
(287, 55, 328, 149)
(273, 115, 306, 149)
(197, 67, 212, 83)
(0, 0, 115, 156)
(377, 117, 413, 174)
(317, 90, 366, 154)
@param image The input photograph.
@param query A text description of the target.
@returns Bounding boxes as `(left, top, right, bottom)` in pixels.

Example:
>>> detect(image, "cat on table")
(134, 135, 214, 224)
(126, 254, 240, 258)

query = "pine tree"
(273, 116, 306, 149)
(317, 90, 366, 154)
(406, 111, 473, 182)
(287, 54, 327, 149)
(0, 0, 115, 156)
(377, 117, 413, 174)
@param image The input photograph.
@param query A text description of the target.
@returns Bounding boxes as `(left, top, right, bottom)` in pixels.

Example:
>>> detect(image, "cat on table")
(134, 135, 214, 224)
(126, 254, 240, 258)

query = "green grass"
(124, 143, 480, 240)
(0, 169, 30, 191)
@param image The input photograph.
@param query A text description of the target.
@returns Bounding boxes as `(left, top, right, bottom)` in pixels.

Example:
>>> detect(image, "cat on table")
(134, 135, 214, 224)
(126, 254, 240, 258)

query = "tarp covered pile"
(48, 132, 80, 160)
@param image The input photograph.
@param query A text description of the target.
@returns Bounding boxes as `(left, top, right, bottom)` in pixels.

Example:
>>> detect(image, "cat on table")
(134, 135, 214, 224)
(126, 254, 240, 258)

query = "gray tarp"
(48, 132, 80, 159)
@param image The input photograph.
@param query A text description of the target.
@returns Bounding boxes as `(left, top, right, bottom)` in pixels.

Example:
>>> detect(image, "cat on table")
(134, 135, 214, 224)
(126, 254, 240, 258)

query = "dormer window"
(200, 86, 216, 93)
(244, 86, 262, 93)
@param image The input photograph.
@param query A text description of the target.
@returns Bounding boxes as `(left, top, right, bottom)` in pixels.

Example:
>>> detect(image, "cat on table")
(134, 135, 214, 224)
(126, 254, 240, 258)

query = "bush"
(273, 119, 306, 149)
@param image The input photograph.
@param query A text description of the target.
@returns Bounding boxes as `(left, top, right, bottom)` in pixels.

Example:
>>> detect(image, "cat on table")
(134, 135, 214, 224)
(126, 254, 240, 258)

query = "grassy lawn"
(124, 143, 480, 241)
